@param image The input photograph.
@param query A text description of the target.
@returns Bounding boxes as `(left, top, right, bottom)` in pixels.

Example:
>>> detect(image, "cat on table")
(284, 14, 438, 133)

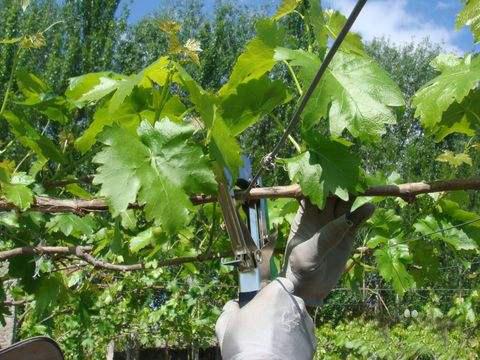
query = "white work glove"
(283, 197, 375, 306)
(215, 277, 316, 360)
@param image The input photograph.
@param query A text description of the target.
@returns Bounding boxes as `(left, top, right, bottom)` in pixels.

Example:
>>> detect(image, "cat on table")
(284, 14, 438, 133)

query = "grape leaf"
(34, 274, 66, 318)
(120, 210, 137, 230)
(108, 72, 144, 113)
(75, 98, 142, 153)
(175, 66, 242, 176)
(367, 209, 404, 238)
(284, 152, 324, 207)
(65, 183, 93, 200)
(305, 0, 327, 49)
(413, 54, 480, 137)
(283, 136, 360, 207)
(456, 0, 480, 42)
(436, 150, 473, 167)
(414, 216, 478, 251)
(1, 183, 33, 210)
(46, 214, 96, 237)
(268, 198, 299, 226)
(322, 10, 366, 55)
(275, 48, 404, 141)
(1, 111, 64, 163)
(66, 72, 122, 107)
(16, 70, 49, 98)
(142, 56, 172, 87)
(431, 90, 480, 141)
(306, 135, 360, 202)
(16, 71, 70, 124)
(129, 227, 165, 253)
(374, 238, 415, 295)
(218, 19, 284, 97)
(273, 0, 301, 20)
(93, 120, 217, 233)
(220, 76, 291, 135)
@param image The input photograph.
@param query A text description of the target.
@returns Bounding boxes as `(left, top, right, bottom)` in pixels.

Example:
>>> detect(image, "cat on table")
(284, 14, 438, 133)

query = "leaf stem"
(0, 48, 23, 116)
(272, 114, 302, 154)
(283, 60, 303, 96)
(41, 20, 64, 35)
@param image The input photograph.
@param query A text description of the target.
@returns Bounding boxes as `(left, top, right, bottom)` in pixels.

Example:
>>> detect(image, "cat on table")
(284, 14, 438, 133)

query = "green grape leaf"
(75, 98, 141, 153)
(65, 183, 93, 200)
(414, 216, 478, 251)
(436, 150, 473, 167)
(273, 0, 301, 20)
(66, 72, 122, 107)
(374, 238, 415, 295)
(93, 120, 217, 233)
(0, 37, 23, 45)
(413, 54, 480, 138)
(120, 210, 137, 230)
(142, 56, 172, 87)
(108, 72, 144, 113)
(161, 96, 186, 123)
(16, 70, 49, 98)
(0, 212, 19, 228)
(283, 136, 360, 207)
(410, 241, 440, 286)
(268, 198, 299, 226)
(323, 10, 366, 55)
(175, 66, 242, 176)
(129, 227, 165, 253)
(439, 199, 480, 227)
(276, 48, 404, 141)
(46, 214, 95, 237)
(1, 183, 33, 210)
(431, 90, 480, 141)
(15, 70, 70, 124)
(367, 209, 404, 239)
(284, 152, 324, 207)
(221, 76, 291, 135)
(456, 0, 480, 42)
(307, 135, 360, 202)
(306, 0, 327, 49)
(218, 19, 284, 97)
(34, 274, 66, 318)
(1, 111, 65, 163)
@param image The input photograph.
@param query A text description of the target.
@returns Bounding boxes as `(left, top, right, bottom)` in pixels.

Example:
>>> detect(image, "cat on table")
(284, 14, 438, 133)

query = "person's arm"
(215, 277, 316, 360)
(216, 197, 374, 359)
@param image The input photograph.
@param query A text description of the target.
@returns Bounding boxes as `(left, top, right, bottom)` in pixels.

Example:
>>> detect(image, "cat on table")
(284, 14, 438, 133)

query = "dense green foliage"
(0, 0, 479, 358)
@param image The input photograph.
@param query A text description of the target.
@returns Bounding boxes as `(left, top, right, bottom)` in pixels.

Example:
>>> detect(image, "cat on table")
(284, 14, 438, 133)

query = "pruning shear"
(218, 157, 276, 306)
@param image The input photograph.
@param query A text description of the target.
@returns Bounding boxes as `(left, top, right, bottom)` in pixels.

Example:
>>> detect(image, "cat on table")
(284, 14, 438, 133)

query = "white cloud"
(325, 0, 461, 53)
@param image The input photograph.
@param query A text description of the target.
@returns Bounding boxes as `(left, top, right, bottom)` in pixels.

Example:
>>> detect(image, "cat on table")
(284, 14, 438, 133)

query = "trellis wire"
(382, 217, 480, 249)
(243, 0, 369, 195)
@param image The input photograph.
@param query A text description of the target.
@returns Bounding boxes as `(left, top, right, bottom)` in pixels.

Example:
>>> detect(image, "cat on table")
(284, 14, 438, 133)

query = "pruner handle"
(239, 291, 257, 307)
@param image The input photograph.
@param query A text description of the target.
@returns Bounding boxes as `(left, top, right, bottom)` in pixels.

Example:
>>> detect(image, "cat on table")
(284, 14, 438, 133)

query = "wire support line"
(332, 287, 477, 292)
(381, 217, 480, 249)
(243, 0, 369, 196)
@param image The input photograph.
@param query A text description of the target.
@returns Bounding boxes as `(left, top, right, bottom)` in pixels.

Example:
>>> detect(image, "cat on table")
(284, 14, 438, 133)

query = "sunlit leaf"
(218, 19, 285, 97)
(456, 0, 480, 42)
(93, 120, 217, 233)
(413, 54, 480, 139)
(273, 0, 302, 20)
(276, 48, 404, 140)
(436, 150, 473, 167)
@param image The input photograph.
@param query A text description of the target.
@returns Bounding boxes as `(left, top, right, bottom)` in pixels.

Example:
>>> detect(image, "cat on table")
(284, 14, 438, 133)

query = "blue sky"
(121, 0, 479, 53)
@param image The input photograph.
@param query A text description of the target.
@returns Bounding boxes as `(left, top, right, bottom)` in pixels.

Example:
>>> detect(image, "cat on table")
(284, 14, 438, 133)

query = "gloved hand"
(215, 277, 316, 360)
(282, 197, 375, 306)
